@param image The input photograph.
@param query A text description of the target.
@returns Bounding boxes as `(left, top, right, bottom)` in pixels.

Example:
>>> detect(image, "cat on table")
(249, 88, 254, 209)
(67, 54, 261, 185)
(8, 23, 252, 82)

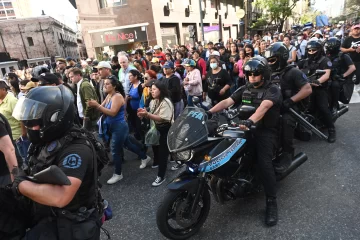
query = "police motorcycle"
(293, 41, 349, 141)
(156, 99, 308, 240)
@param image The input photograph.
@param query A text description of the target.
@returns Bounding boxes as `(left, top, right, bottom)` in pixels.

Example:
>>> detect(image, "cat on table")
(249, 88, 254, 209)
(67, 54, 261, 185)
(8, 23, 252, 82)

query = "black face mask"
(27, 129, 43, 145)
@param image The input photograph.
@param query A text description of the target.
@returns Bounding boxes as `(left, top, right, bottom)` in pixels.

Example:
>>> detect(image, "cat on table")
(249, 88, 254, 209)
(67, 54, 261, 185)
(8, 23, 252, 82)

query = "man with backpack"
(134, 49, 150, 70)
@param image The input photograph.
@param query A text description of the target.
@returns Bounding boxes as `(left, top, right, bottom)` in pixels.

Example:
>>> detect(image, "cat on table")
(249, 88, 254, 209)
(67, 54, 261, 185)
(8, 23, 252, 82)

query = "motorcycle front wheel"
(156, 188, 211, 240)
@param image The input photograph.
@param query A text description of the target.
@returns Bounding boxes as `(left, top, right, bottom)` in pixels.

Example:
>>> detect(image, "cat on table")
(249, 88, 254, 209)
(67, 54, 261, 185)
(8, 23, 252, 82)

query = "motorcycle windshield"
(167, 107, 208, 152)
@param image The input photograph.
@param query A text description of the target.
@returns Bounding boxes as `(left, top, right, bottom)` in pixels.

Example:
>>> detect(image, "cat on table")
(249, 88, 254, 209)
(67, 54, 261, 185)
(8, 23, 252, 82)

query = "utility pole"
(198, 0, 204, 42)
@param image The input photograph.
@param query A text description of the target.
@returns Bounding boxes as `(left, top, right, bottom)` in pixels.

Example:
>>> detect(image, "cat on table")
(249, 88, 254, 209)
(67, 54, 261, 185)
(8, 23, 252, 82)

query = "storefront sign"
(91, 26, 148, 47)
(204, 25, 219, 33)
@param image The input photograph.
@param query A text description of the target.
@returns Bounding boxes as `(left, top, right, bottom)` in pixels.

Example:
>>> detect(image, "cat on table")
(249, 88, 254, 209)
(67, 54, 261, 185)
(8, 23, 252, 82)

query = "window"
(99, 0, 127, 9)
(4, 2, 12, 7)
(6, 10, 14, 14)
(27, 37, 34, 46)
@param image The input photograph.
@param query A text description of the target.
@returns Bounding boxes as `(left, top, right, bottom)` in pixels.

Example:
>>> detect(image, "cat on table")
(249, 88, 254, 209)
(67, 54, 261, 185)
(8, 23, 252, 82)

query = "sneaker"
(152, 165, 159, 169)
(171, 163, 182, 171)
(139, 156, 151, 169)
(107, 174, 123, 185)
(152, 176, 165, 187)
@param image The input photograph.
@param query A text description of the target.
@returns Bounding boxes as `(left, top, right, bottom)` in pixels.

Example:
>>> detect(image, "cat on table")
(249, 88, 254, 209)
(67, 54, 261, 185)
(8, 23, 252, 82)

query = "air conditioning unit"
(188, 5, 193, 12)
(169, 2, 175, 10)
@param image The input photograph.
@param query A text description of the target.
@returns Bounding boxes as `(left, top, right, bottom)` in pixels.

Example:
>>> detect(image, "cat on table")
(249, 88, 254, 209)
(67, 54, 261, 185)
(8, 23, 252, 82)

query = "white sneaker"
(107, 174, 123, 185)
(152, 176, 165, 187)
(139, 156, 151, 169)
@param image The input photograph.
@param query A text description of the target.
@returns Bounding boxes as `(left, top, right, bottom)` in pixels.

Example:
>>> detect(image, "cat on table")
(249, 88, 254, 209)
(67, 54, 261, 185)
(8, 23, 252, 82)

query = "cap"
(56, 58, 66, 64)
(66, 57, 73, 62)
(337, 24, 341, 28)
(94, 61, 111, 69)
(352, 24, 360, 30)
(86, 58, 92, 62)
(162, 61, 174, 69)
(131, 50, 136, 55)
(145, 79, 157, 87)
(182, 59, 196, 67)
(211, 51, 220, 57)
(21, 81, 36, 91)
(31, 73, 60, 86)
(151, 58, 160, 63)
(154, 45, 161, 50)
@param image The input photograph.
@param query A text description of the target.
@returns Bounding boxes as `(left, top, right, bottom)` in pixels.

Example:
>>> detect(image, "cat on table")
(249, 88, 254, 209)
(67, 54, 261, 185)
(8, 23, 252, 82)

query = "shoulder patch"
(327, 61, 332, 67)
(62, 154, 82, 169)
(302, 73, 308, 80)
(47, 141, 57, 152)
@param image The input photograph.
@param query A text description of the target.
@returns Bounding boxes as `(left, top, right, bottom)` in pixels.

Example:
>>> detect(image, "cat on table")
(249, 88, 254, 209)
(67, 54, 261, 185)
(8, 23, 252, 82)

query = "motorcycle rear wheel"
(156, 189, 211, 240)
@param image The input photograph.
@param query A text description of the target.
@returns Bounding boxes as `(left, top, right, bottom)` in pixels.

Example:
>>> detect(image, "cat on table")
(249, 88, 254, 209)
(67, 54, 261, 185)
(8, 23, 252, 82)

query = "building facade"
(0, 0, 33, 21)
(0, 16, 78, 60)
(74, 0, 246, 58)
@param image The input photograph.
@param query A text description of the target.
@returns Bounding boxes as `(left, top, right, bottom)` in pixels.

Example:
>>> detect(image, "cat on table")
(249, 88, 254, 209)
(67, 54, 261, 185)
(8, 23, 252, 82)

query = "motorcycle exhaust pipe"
(289, 108, 328, 140)
(332, 105, 349, 121)
(276, 152, 308, 181)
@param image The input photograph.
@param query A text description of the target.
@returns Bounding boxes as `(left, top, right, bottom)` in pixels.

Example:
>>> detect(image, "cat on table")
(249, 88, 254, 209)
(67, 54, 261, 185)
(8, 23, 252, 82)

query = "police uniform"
(23, 128, 101, 239)
(272, 66, 309, 155)
(328, 53, 354, 110)
(230, 83, 282, 198)
(298, 56, 335, 129)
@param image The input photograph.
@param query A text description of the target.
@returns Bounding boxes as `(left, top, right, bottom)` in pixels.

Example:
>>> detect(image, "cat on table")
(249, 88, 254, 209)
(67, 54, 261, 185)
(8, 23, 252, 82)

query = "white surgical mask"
(210, 63, 218, 69)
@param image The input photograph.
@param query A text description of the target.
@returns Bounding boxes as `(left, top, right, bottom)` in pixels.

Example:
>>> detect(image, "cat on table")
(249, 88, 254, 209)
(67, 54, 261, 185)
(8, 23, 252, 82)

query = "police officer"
(9, 85, 101, 239)
(207, 58, 282, 226)
(298, 39, 336, 143)
(325, 37, 356, 112)
(264, 42, 312, 172)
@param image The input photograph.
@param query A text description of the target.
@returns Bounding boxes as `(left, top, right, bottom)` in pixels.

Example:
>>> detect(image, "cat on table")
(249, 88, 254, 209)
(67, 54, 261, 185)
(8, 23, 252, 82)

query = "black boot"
(328, 128, 336, 143)
(265, 197, 278, 226)
(274, 152, 292, 174)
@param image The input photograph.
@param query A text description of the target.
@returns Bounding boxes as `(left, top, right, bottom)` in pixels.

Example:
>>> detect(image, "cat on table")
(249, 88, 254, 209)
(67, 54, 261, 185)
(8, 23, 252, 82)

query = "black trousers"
(152, 125, 170, 179)
(254, 130, 278, 198)
(329, 80, 341, 110)
(354, 61, 360, 84)
(128, 108, 142, 141)
(310, 87, 335, 129)
(281, 112, 297, 154)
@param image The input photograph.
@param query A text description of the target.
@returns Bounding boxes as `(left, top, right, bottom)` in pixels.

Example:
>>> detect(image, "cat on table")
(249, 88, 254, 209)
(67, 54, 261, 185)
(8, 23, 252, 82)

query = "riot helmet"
(264, 42, 289, 72)
(306, 40, 323, 61)
(324, 37, 341, 56)
(32, 65, 50, 78)
(243, 58, 270, 87)
(12, 85, 75, 144)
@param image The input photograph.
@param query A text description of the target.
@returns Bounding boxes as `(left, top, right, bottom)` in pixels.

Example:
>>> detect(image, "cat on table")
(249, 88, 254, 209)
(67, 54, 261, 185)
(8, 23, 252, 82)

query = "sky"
(30, 0, 79, 31)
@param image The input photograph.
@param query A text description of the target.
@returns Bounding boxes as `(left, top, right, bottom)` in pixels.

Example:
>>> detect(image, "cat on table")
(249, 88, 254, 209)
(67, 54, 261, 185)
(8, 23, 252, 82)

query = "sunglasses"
(267, 57, 277, 64)
(308, 49, 318, 53)
(246, 71, 261, 77)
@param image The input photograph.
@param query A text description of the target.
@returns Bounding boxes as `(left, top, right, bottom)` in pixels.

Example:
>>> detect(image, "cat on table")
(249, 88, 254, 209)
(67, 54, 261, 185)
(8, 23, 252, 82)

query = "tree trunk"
(279, 19, 285, 32)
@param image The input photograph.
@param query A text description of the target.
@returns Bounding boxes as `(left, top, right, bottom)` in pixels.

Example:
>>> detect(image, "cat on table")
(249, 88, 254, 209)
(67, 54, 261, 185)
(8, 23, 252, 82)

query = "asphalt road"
(99, 103, 360, 240)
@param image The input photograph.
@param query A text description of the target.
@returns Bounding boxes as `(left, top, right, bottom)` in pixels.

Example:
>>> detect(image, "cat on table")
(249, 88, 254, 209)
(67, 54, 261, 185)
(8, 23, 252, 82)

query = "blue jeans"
(109, 121, 146, 175)
(16, 137, 31, 164)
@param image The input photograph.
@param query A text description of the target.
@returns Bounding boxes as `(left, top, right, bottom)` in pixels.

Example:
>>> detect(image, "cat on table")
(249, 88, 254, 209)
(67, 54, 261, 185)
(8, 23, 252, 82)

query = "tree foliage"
(253, 0, 299, 31)
(300, 10, 320, 24)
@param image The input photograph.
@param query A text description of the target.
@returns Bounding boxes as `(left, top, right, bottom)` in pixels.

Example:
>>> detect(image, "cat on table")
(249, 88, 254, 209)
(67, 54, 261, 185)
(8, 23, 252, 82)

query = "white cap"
(154, 45, 161, 50)
(86, 58, 92, 62)
(94, 61, 111, 69)
(313, 30, 323, 37)
(131, 50, 136, 54)
(337, 24, 341, 28)
(211, 51, 220, 57)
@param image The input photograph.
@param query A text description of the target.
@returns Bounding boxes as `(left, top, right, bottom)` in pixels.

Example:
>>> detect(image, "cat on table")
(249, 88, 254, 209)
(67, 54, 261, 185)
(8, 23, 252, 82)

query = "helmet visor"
(12, 97, 47, 121)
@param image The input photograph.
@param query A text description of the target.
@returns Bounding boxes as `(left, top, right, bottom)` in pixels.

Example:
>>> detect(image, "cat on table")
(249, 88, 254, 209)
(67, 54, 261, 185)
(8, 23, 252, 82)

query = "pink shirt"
(186, 68, 202, 96)
(237, 59, 245, 78)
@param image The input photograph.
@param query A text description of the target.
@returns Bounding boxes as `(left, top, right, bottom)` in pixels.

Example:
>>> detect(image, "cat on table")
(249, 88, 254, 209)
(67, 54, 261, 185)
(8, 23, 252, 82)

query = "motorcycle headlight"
(174, 150, 194, 161)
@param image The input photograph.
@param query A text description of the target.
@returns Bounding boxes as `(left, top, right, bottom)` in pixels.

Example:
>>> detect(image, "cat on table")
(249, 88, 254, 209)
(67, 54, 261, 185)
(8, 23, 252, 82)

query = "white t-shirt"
(287, 45, 297, 64)
(76, 78, 84, 118)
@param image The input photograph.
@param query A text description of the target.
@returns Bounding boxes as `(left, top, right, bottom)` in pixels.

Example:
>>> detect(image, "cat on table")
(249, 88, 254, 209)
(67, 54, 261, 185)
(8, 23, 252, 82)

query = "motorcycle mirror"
(192, 96, 200, 105)
(238, 105, 256, 120)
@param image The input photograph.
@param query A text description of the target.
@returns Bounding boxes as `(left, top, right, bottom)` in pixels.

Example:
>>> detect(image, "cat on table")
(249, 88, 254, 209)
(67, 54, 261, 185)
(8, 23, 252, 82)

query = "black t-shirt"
(230, 83, 282, 129)
(0, 121, 9, 176)
(341, 36, 360, 62)
(281, 67, 309, 99)
(55, 141, 95, 211)
(204, 69, 232, 101)
(331, 53, 354, 75)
